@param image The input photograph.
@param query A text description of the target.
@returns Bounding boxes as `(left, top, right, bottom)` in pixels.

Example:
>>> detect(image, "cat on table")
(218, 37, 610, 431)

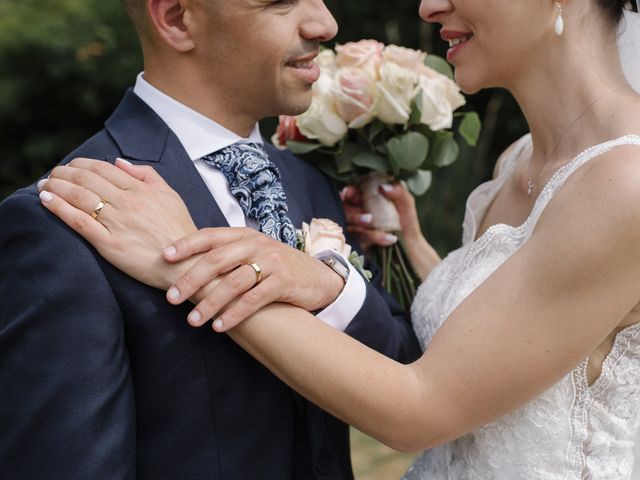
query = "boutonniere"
(296, 218, 372, 281)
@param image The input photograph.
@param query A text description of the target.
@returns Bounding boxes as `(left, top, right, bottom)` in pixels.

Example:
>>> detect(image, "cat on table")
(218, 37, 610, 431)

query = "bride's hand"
(38, 158, 199, 289)
(342, 182, 440, 280)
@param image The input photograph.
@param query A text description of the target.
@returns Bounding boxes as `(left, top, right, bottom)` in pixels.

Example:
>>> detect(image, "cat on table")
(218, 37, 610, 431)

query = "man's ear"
(147, 0, 196, 52)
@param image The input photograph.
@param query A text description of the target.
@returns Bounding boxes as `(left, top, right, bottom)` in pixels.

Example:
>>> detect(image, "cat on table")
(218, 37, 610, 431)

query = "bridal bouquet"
(273, 40, 480, 308)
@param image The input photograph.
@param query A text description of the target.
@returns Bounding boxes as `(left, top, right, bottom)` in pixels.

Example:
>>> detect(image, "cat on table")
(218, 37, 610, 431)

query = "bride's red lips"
(441, 30, 474, 62)
(440, 30, 473, 41)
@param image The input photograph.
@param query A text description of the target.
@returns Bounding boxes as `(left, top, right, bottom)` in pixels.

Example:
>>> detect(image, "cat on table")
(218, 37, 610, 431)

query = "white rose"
(296, 95, 348, 147)
(418, 75, 465, 131)
(383, 45, 427, 70)
(315, 49, 338, 74)
(313, 65, 336, 99)
(301, 219, 352, 257)
(373, 62, 418, 125)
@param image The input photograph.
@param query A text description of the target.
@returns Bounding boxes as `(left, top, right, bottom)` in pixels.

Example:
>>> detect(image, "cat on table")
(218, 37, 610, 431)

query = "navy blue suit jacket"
(0, 90, 420, 479)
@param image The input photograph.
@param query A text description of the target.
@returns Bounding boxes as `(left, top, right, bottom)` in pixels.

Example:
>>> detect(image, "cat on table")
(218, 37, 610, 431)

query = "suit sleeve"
(0, 191, 136, 479)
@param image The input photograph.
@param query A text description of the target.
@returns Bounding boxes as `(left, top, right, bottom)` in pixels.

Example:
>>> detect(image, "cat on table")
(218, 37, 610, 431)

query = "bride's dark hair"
(596, 0, 637, 24)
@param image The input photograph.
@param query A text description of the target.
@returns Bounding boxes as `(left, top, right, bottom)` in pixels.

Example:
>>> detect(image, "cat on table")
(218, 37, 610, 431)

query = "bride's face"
(419, 0, 555, 93)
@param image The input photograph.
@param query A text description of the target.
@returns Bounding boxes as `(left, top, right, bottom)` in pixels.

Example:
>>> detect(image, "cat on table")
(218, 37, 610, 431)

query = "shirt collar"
(132, 72, 263, 161)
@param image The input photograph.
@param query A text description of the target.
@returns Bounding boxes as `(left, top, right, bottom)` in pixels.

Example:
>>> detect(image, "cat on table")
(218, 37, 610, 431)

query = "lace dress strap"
(526, 135, 640, 231)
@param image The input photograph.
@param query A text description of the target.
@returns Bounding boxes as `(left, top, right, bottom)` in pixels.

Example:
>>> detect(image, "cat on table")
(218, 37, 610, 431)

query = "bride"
(38, 0, 640, 477)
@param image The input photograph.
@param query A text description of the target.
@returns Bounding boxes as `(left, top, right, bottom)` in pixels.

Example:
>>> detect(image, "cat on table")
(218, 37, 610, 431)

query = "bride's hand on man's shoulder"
(38, 157, 199, 289)
(38, 157, 347, 332)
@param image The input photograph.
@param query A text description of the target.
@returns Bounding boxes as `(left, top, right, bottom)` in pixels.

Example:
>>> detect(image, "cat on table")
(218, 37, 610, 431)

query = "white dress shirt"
(133, 73, 365, 331)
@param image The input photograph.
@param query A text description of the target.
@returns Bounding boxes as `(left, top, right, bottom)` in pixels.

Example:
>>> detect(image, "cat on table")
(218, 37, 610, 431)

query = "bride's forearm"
(228, 304, 437, 452)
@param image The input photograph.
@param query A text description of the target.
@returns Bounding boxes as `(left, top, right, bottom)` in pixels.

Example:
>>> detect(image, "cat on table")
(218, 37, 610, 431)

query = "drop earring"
(555, 2, 564, 36)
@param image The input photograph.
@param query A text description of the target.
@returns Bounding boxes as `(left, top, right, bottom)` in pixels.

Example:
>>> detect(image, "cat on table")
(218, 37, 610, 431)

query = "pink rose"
(272, 116, 308, 149)
(334, 67, 376, 128)
(335, 40, 384, 78)
(301, 219, 352, 257)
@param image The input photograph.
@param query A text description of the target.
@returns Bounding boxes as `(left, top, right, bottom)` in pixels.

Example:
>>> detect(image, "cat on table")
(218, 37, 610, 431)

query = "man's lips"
(285, 51, 321, 83)
(285, 51, 320, 69)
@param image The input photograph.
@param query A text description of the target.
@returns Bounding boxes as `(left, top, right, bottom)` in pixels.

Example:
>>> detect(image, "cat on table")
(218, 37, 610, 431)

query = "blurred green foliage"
(0, 0, 528, 254)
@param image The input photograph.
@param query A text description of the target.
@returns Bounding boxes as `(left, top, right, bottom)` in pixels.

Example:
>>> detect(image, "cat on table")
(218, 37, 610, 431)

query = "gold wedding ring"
(91, 200, 107, 220)
(248, 262, 263, 285)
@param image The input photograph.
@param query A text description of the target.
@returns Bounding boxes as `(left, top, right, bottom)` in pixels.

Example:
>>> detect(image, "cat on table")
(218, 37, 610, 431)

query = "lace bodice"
(404, 134, 640, 480)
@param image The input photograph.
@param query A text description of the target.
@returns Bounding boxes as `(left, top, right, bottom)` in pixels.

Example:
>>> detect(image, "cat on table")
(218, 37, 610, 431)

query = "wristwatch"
(316, 250, 350, 284)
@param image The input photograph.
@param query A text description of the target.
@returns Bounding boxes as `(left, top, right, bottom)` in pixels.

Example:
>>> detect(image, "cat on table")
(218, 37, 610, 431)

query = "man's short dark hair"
(121, 0, 148, 33)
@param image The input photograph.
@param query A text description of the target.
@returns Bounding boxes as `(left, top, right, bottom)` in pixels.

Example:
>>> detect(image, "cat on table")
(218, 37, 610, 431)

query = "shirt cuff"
(315, 254, 367, 332)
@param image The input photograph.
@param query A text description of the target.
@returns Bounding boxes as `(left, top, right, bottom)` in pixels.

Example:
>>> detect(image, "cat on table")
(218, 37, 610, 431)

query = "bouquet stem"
(372, 234, 420, 311)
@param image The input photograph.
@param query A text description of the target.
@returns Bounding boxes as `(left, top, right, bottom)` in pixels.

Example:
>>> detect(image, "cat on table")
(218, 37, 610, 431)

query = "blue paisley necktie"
(201, 142, 297, 247)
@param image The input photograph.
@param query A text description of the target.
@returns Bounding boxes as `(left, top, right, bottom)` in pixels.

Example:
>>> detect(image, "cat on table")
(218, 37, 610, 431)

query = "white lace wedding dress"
(404, 134, 640, 479)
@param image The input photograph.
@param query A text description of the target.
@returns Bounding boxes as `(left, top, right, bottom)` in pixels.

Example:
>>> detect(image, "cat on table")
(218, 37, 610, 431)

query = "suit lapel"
(104, 90, 229, 229)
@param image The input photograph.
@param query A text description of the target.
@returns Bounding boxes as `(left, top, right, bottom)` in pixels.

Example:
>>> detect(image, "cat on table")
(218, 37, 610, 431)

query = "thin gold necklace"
(527, 82, 630, 197)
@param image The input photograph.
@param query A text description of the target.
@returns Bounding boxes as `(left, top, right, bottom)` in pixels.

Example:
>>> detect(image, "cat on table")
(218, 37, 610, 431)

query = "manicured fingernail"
(380, 184, 394, 193)
(116, 157, 132, 165)
(188, 310, 202, 325)
(167, 287, 181, 301)
(213, 318, 224, 331)
(163, 246, 177, 257)
(360, 213, 373, 224)
(37, 179, 47, 191)
(384, 233, 398, 245)
(39, 191, 53, 203)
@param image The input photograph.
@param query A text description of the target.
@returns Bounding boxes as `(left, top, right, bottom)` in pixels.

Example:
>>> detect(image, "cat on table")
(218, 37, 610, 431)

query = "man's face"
(189, 0, 338, 121)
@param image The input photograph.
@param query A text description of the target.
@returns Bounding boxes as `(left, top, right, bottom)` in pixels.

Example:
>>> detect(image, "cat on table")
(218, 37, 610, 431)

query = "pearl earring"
(555, 2, 564, 36)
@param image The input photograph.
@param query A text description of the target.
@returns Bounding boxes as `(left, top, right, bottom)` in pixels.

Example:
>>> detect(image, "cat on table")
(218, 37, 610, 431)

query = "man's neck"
(143, 70, 257, 138)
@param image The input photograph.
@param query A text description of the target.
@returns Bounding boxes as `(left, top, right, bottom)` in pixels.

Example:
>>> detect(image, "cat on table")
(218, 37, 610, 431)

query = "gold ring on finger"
(247, 262, 262, 285)
(91, 200, 107, 220)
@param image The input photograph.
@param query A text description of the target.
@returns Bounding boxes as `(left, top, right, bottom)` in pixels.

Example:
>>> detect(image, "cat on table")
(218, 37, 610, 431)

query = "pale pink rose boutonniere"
(274, 40, 481, 308)
(297, 218, 372, 281)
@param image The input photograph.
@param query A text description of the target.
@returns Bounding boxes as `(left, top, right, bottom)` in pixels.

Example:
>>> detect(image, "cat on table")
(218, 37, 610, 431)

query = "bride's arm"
(223, 149, 640, 452)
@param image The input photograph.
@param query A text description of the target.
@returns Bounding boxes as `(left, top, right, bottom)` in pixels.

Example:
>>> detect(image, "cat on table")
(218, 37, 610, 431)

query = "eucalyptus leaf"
(409, 90, 423, 125)
(316, 160, 353, 185)
(286, 140, 323, 155)
(429, 132, 460, 167)
(406, 169, 433, 196)
(352, 151, 389, 173)
(335, 142, 362, 174)
(458, 112, 482, 146)
(425, 55, 454, 79)
(368, 121, 387, 142)
(386, 131, 430, 173)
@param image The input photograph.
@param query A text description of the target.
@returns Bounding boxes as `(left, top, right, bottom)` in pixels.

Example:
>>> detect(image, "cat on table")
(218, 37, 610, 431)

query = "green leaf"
(315, 160, 353, 184)
(406, 169, 433, 196)
(425, 55, 454, 79)
(367, 121, 387, 142)
(336, 142, 367, 174)
(386, 131, 430, 174)
(429, 132, 460, 167)
(458, 112, 482, 146)
(408, 90, 423, 125)
(352, 151, 389, 173)
(286, 140, 323, 155)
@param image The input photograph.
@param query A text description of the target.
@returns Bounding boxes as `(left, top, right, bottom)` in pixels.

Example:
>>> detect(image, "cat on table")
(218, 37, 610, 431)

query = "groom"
(0, 0, 419, 478)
